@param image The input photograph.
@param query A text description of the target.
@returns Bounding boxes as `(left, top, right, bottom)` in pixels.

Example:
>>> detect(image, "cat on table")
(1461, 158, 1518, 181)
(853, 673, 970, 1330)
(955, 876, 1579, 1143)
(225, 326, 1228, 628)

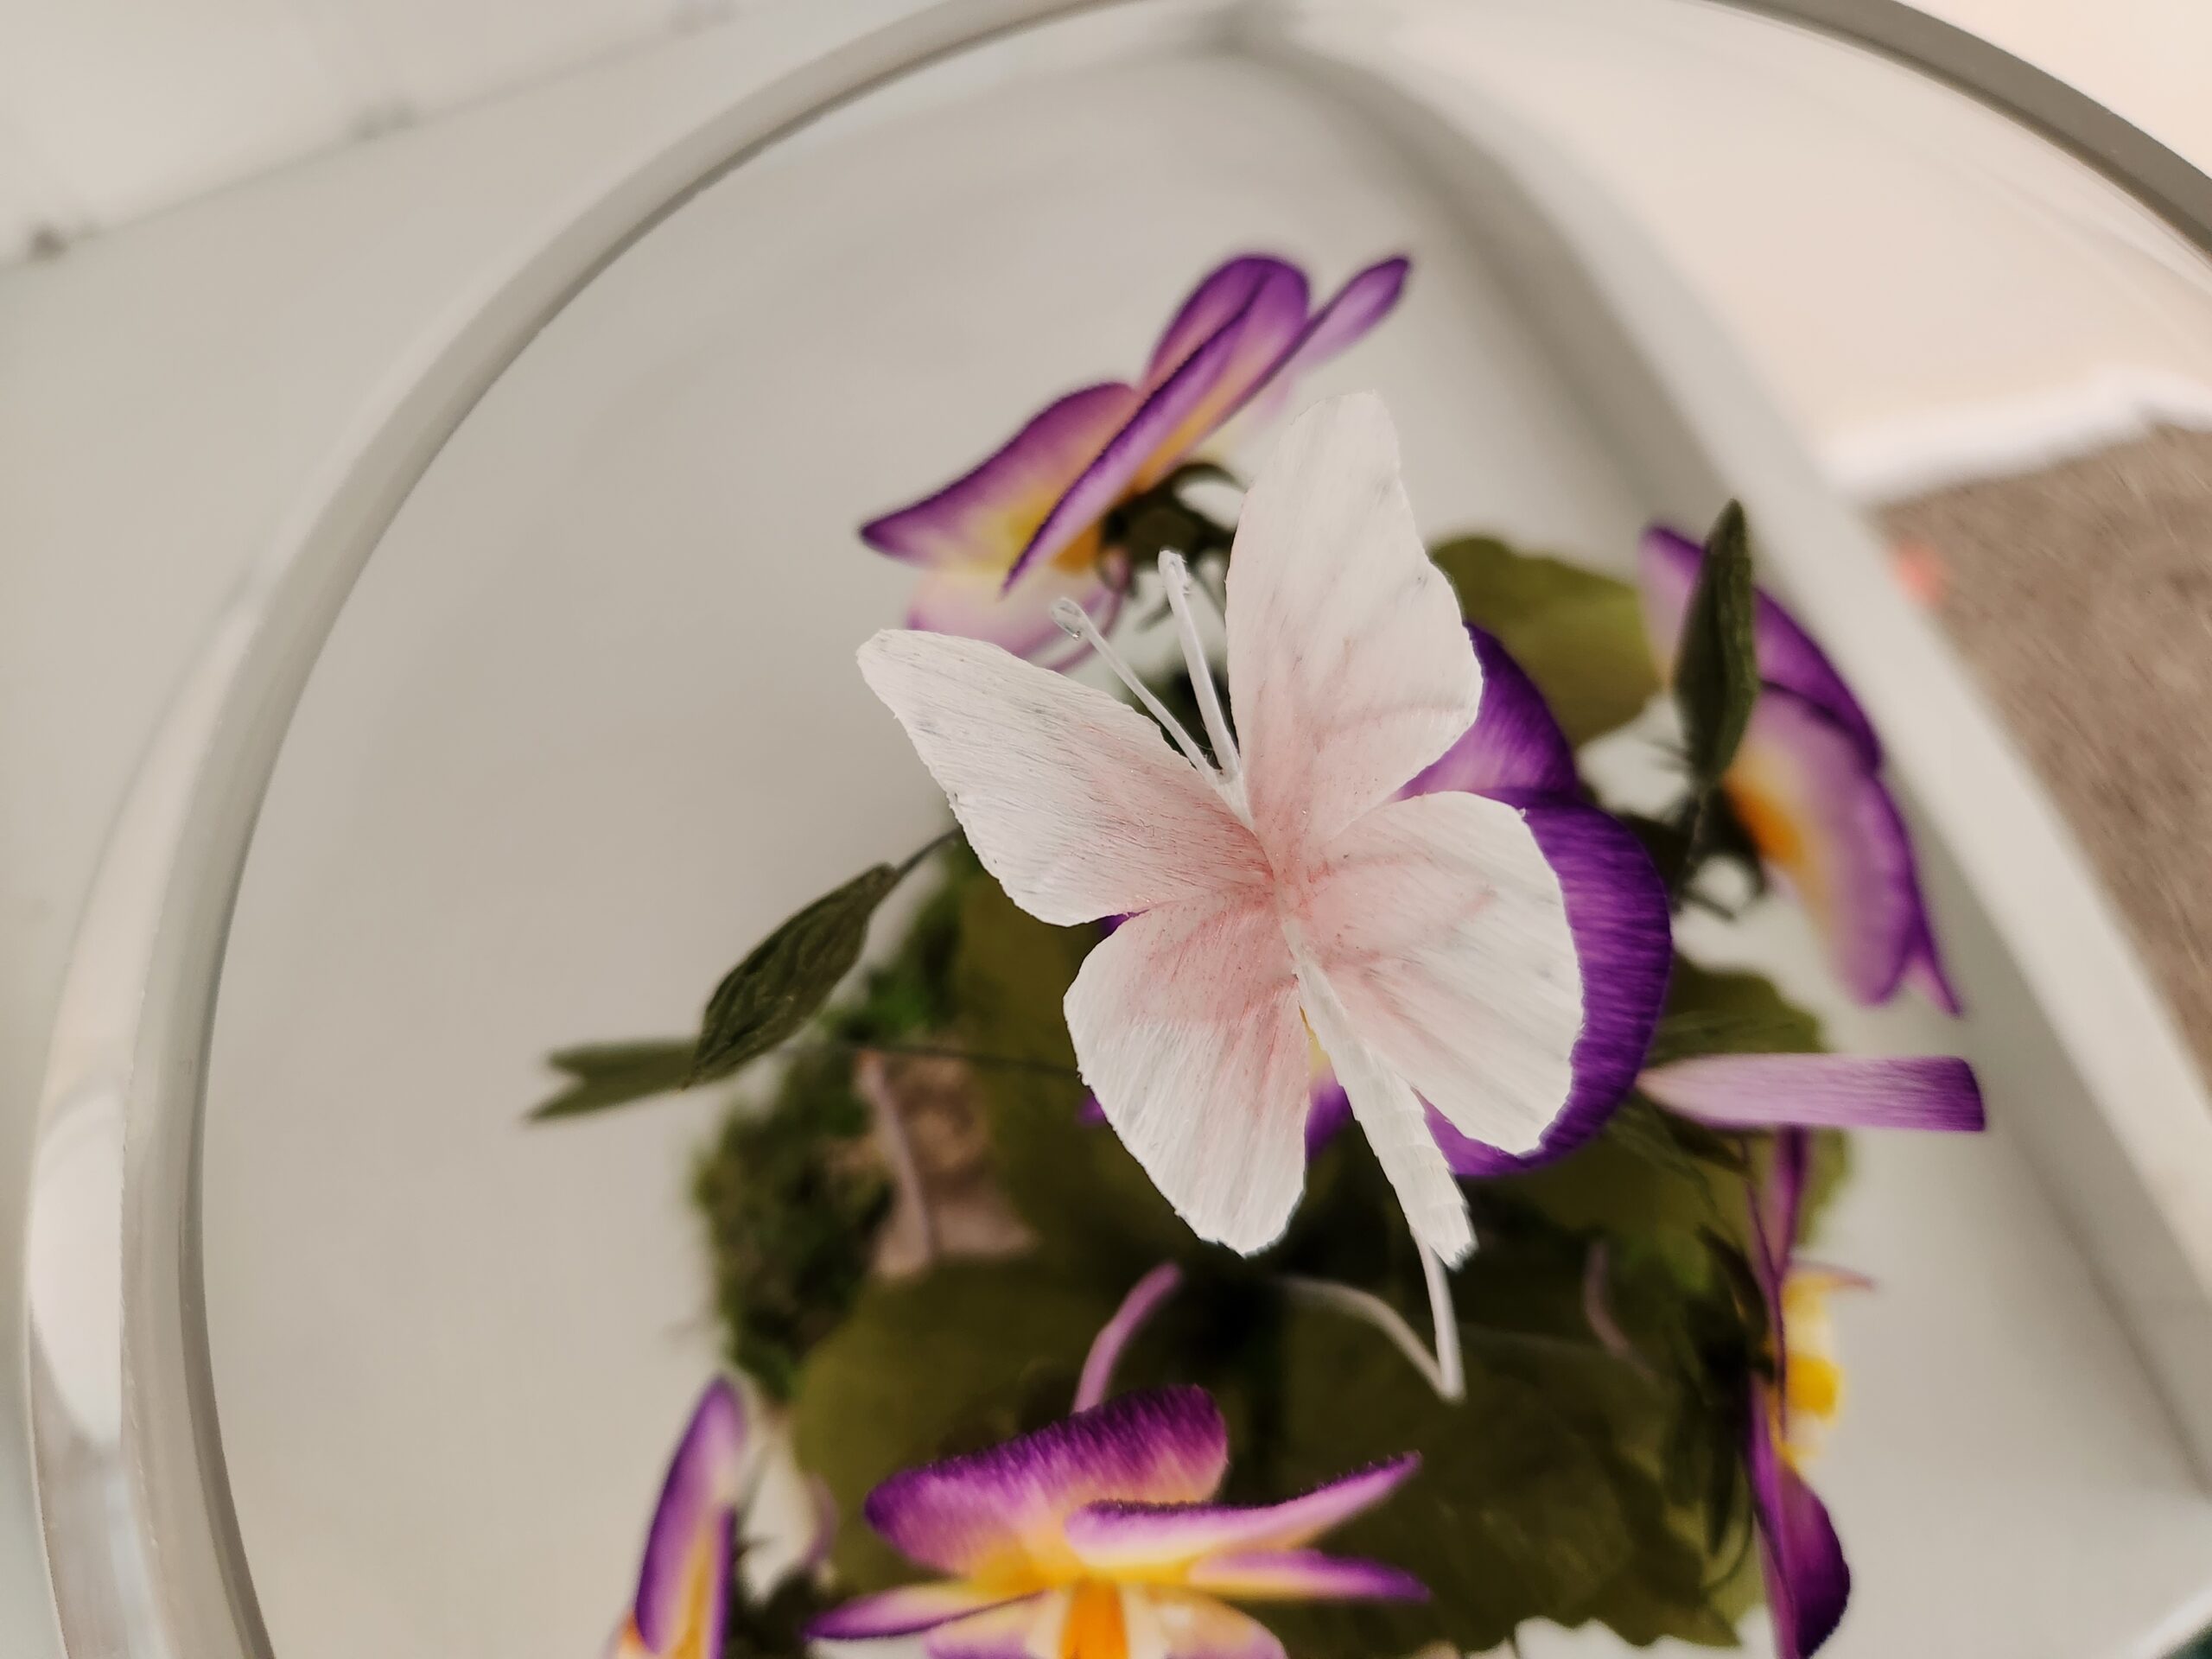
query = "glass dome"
(26, 3, 2212, 1658)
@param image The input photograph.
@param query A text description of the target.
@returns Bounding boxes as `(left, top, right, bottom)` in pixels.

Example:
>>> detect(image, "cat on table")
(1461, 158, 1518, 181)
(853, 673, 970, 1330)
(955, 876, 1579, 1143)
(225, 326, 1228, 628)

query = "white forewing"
(859, 630, 1266, 925)
(1225, 394, 1483, 868)
(1302, 791, 1581, 1154)
(1064, 893, 1313, 1255)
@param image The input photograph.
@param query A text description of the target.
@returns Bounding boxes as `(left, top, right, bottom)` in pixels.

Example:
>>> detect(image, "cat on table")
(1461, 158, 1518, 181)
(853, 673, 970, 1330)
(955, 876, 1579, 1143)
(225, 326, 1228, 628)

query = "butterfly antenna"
(1048, 599, 1217, 779)
(1156, 552, 1242, 790)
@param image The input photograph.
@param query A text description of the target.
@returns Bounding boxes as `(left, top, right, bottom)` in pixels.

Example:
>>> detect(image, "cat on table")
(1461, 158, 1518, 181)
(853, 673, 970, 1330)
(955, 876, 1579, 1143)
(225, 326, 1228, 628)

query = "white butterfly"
(860, 394, 1589, 1264)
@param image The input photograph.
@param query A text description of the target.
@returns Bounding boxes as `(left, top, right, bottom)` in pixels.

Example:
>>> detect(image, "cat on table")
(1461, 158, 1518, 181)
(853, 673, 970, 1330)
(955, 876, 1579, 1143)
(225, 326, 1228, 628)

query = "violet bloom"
(608, 1379, 747, 1659)
(1643, 1051, 1985, 1657)
(1639, 526, 1961, 1013)
(807, 1386, 1423, 1659)
(862, 252, 1408, 663)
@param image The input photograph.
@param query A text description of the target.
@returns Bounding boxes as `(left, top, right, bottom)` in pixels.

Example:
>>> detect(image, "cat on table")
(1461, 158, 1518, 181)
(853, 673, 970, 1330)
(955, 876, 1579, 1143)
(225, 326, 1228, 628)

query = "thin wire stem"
(1420, 1242, 1466, 1402)
(1279, 1276, 1450, 1399)
(1074, 1263, 1184, 1411)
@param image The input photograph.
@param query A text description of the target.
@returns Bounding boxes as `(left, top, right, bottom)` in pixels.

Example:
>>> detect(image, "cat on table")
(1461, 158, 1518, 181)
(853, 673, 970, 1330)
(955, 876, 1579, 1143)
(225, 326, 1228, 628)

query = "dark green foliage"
(692, 862, 907, 1082)
(721, 1560, 830, 1659)
(1428, 535, 1659, 746)
(531, 1039, 696, 1121)
(1672, 502, 1760, 791)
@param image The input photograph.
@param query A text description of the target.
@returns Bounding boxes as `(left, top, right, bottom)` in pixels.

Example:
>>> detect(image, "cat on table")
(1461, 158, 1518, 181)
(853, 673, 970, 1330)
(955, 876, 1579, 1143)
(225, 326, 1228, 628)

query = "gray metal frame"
(22, 2, 2211, 1656)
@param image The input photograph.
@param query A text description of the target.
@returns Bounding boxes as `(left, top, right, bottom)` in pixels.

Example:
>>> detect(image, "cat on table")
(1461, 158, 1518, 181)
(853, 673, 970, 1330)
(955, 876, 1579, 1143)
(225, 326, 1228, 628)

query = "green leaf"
(529, 1039, 695, 1121)
(1672, 501, 1759, 789)
(1429, 535, 1658, 746)
(692, 862, 906, 1081)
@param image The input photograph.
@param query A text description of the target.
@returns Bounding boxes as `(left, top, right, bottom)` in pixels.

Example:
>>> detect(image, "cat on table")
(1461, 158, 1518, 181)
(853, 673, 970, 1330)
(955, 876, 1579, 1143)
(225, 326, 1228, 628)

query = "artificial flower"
(1303, 626, 1672, 1177)
(1639, 1051, 1984, 1658)
(608, 1379, 747, 1659)
(862, 252, 1408, 663)
(1639, 525, 1961, 1013)
(861, 394, 1674, 1264)
(806, 1385, 1423, 1659)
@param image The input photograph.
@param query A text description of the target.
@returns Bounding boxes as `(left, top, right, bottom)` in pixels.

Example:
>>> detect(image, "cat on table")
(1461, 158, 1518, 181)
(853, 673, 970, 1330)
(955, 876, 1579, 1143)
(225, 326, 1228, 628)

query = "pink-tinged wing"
(1065, 891, 1314, 1255)
(1226, 394, 1483, 868)
(1399, 627, 1577, 802)
(1642, 1053, 1985, 1133)
(1065, 1458, 1416, 1570)
(864, 383, 1141, 573)
(1302, 789, 1584, 1167)
(863, 1388, 1229, 1580)
(622, 1380, 746, 1655)
(859, 630, 1268, 926)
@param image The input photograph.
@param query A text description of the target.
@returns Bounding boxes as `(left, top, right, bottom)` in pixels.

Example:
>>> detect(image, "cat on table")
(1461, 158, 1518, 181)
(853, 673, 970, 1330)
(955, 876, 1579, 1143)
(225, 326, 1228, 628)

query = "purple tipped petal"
(1728, 689, 1921, 1007)
(1400, 627, 1578, 801)
(864, 383, 1141, 571)
(1185, 1548, 1428, 1602)
(1641, 1054, 1985, 1135)
(1640, 525, 1880, 761)
(907, 556, 1123, 666)
(864, 1388, 1228, 1578)
(1900, 911, 1965, 1015)
(1748, 1386, 1853, 1659)
(1265, 256, 1411, 389)
(808, 1585, 1029, 1641)
(1143, 256, 1309, 391)
(1064, 1457, 1416, 1570)
(1304, 1075, 1353, 1156)
(922, 1597, 1054, 1659)
(1014, 270, 1308, 584)
(633, 1380, 746, 1651)
(1075, 1263, 1185, 1412)
(1755, 1128, 1814, 1301)
(1431, 804, 1670, 1175)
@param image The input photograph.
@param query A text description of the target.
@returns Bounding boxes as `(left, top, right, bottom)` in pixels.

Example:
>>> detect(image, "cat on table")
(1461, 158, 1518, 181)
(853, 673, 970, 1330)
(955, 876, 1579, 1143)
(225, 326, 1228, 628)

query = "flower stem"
(1419, 1243, 1465, 1402)
(1075, 1263, 1184, 1411)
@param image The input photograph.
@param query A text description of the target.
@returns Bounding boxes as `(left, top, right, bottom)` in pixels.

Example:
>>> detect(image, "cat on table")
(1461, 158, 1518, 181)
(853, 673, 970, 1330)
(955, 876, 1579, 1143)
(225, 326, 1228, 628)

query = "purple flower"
(608, 1379, 747, 1659)
(863, 253, 1408, 664)
(1302, 626, 1673, 1177)
(1638, 525, 1961, 1013)
(807, 1387, 1424, 1659)
(1638, 1052, 1984, 1657)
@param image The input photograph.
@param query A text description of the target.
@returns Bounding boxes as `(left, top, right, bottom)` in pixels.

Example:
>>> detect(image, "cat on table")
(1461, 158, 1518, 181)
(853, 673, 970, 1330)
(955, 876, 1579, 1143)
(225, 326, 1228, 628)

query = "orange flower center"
(1060, 1581, 1129, 1659)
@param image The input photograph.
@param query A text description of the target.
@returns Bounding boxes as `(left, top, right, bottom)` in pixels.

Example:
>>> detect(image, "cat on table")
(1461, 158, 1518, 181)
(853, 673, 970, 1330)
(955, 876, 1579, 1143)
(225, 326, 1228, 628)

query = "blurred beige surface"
(1886, 429, 2212, 1077)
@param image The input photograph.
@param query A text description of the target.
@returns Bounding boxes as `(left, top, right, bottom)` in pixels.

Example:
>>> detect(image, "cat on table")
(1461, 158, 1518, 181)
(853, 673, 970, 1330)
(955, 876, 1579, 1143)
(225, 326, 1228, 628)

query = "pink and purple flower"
(807, 1386, 1423, 1659)
(1638, 525, 1961, 1013)
(862, 253, 1408, 663)
(1640, 1051, 1984, 1657)
(608, 1379, 748, 1659)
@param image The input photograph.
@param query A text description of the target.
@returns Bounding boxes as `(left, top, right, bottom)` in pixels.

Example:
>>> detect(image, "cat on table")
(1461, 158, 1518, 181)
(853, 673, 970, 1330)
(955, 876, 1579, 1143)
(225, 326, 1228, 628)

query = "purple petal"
(1142, 256, 1309, 391)
(1012, 269, 1307, 585)
(1063, 1457, 1416, 1569)
(1900, 910, 1965, 1015)
(808, 1585, 1029, 1641)
(1185, 1548, 1428, 1602)
(1642, 1054, 1984, 1135)
(1431, 804, 1671, 1175)
(633, 1380, 746, 1651)
(1075, 1263, 1185, 1412)
(1728, 688, 1921, 1007)
(906, 556, 1123, 666)
(1747, 1386, 1853, 1659)
(1263, 256, 1411, 390)
(922, 1597, 1053, 1659)
(864, 383, 1140, 570)
(1304, 1076, 1352, 1156)
(1756, 1128, 1814, 1301)
(1640, 525, 1880, 761)
(864, 1388, 1227, 1578)
(1399, 627, 1577, 801)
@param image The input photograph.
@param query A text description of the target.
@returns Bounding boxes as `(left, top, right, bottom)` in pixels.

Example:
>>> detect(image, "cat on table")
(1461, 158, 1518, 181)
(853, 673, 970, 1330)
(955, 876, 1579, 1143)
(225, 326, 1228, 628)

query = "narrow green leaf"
(691, 862, 906, 1081)
(1673, 501, 1759, 788)
(1428, 536, 1659, 746)
(529, 1039, 695, 1121)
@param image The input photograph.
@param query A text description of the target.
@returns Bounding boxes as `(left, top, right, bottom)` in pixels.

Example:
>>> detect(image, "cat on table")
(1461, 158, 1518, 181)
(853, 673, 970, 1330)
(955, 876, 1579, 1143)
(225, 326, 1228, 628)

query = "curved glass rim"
(23, 3, 2212, 1657)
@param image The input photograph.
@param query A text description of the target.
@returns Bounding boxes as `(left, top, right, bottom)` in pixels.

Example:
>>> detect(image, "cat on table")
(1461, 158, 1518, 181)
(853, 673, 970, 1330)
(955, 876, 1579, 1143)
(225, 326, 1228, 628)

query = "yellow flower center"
(1060, 1580, 1129, 1659)
(1773, 1268, 1855, 1471)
